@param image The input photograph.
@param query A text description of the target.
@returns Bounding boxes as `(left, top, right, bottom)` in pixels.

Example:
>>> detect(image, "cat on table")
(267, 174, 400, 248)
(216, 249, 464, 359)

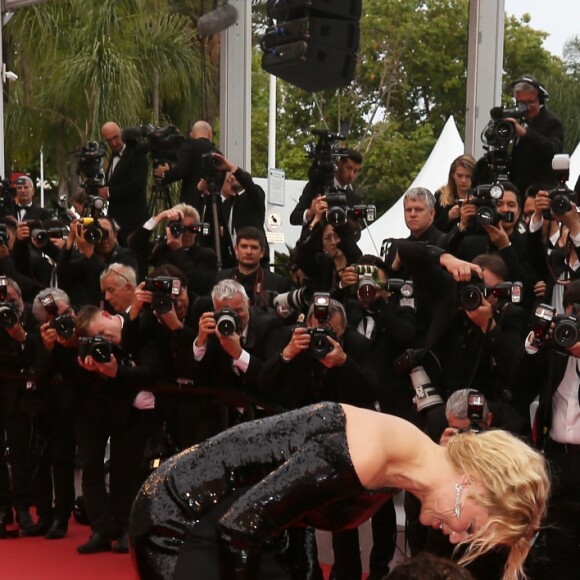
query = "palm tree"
(3, 0, 213, 188)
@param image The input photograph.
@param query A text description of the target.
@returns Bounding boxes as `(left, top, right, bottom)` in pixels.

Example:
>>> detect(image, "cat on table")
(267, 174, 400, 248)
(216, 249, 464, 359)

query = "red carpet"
(0, 518, 341, 579)
(0, 518, 136, 580)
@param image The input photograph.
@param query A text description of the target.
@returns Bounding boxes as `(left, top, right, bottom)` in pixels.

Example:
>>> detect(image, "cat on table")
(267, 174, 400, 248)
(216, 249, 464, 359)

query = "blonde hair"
(446, 430, 549, 580)
(438, 154, 476, 207)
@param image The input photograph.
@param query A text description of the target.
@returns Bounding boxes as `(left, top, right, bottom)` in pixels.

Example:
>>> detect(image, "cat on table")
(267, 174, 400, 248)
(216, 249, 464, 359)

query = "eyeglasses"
(102, 267, 131, 285)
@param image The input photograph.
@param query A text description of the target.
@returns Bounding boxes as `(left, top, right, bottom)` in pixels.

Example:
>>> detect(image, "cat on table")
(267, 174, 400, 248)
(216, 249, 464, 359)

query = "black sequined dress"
(129, 402, 398, 579)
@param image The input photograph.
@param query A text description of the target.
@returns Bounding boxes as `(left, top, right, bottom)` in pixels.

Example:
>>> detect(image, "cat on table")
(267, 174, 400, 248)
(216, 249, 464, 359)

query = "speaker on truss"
(261, 0, 362, 92)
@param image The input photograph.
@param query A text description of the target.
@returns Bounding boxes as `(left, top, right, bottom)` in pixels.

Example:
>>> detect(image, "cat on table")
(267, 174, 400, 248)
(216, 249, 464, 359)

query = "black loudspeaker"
(262, 40, 357, 92)
(262, 0, 362, 92)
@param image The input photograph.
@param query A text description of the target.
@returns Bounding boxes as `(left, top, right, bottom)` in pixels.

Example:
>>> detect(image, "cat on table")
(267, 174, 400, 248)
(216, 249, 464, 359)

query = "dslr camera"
(547, 154, 577, 216)
(469, 182, 514, 227)
(30, 223, 69, 248)
(354, 265, 414, 307)
(214, 307, 241, 337)
(78, 335, 113, 363)
(167, 220, 210, 238)
(305, 292, 336, 360)
(76, 217, 108, 245)
(143, 276, 182, 314)
(0, 222, 10, 245)
(0, 276, 18, 329)
(324, 192, 376, 227)
(201, 151, 227, 193)
(40, 294, 76, 339)
(394, 348, 444, 413)
(458, 277, 523, 311)
(531, 303, 580, 350)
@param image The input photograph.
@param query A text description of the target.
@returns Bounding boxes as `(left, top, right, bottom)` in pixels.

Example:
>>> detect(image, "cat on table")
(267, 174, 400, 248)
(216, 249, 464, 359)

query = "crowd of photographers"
(0, 73, 579, 579)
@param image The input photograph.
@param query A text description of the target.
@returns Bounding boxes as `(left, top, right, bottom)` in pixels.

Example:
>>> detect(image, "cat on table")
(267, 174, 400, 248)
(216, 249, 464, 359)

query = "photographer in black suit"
(10, 176, 52, 223)
(258, 297, 378, 579)
(74, 304, 162, 554)
(100, 121, 149, 246)
(290, 148, 363, 228)
(128, 203, 217, 297)
(153, 120, 214, 212)
(512, 280, 580, 579)
(193, 279, 285, 411)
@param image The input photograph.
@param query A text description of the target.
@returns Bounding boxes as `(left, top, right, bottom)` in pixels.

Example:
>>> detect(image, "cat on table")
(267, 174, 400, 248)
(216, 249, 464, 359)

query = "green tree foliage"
(252, 1, 577, 217)
(3, 0, 209, 184)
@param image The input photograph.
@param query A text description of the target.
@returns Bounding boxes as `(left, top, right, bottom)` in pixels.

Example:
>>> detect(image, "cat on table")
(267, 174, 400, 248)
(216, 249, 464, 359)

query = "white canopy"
(357, 116, 465, 255)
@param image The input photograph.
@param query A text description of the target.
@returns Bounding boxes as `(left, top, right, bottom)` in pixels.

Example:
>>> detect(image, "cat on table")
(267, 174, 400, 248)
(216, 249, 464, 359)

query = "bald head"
(101, 121, 123, 154)
(191, 120, 212, 140)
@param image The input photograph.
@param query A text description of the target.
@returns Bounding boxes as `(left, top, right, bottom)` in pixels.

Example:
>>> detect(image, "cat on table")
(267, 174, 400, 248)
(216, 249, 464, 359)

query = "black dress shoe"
(77, 533, 112, 554)
(112, 531, 129, 554)
(45, 519, 69, 540)
(26, 516, 53, 537)
(15, 509, 35, 536)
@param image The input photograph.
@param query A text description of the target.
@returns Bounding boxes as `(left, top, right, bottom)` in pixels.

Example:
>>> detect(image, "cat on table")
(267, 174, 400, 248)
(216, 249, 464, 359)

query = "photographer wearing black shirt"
(508, 75, 564, 195)
(128, 203, 217, 297)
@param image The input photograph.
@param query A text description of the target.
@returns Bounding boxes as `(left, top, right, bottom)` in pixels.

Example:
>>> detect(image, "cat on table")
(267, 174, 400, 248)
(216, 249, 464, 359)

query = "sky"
(504, 0, 579, 58)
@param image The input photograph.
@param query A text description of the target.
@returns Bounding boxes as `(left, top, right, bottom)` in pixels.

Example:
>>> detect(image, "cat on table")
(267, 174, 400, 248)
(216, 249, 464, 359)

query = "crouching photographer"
(72, 303, 162, 555)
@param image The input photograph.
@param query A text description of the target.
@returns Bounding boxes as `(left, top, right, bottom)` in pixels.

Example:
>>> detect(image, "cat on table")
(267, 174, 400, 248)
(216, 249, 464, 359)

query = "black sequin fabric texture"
(129, 401, 397, 579)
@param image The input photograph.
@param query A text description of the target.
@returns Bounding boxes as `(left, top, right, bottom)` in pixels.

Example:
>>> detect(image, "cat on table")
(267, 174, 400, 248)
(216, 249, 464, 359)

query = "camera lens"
(31, 228, 49, 247)
(309, 331, 332, 359)
(459, 286, 482, 311)
(357, 279, 377, 302)
(152, 293, 173, 314)
(550, 194, 571, 216)
(0, 304, 18, 328)
(83, 225, 103, 245)
(53, 315, 75, 339)
(216, 314, 236, 336)
(475, 206, 496, 227)
(553, 319, 579, 348)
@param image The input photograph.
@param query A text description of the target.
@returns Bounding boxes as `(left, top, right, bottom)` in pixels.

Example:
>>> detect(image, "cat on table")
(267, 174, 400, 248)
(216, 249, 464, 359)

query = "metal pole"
(268, 74, 276, 170)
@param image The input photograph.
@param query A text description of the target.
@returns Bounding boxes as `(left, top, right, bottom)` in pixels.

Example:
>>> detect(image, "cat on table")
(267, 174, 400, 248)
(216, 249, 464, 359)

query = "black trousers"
(130, 402, 394, 580)
(76, 405, 159, 536)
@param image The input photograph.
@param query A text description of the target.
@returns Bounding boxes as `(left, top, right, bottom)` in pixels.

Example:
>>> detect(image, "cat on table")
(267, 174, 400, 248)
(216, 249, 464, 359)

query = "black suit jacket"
(161, 137, 214, 212)
(193, 308, 286, 400)
(106, 145, 149, 244)
(12, 203, 52, 223)
(258, 326, 377, 410)
(290, 180, 362, 226)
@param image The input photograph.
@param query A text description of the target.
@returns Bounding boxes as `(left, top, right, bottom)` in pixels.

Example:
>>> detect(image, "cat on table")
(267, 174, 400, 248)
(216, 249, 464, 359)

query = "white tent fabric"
(569, 141, 580, 191)
(357, 116, 465, 255)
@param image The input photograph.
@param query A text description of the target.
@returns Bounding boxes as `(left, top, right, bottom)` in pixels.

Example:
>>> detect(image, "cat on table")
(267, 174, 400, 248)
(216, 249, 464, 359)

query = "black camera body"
(324, 192, 376, 227)
(0, 223, 9, 245)
(122, 125, 184, 166)
(167, 220, 210, 238)
(547, 154, 576, 216)
(214, 308, 241, 337)
(469, 183, 514, 227)
(144, 276, 181, 314)
(531, 303, 580, 350)
(482, 104, 528, 148)
(306, 326, 336, 359)
(78, 335, 113, 363)
(201, 151, 227, 193)
(31, 225, 69, 247)
(0, 276, 18, 329)
(458, 279, 523, 311)
(81, 195, 106, 219)
(76, 141, 106, 194)
(76, 217, 108, 245)
(51, 315, 75, 339)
